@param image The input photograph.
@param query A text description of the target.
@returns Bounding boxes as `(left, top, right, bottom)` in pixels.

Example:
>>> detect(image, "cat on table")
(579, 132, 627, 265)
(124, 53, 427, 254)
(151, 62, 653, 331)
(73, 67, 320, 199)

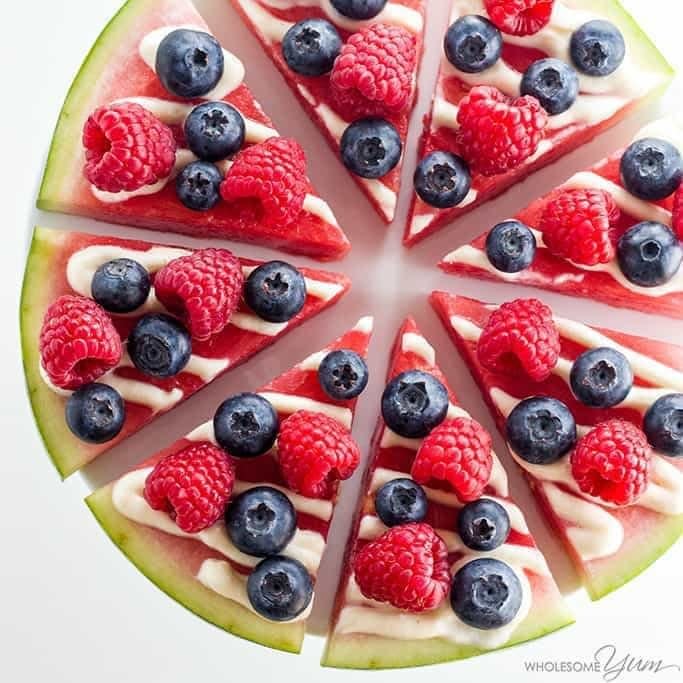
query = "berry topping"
(484, 0, 554, 36)
(184, 102, 245, 162)
(65, 383, 125, 444)
(40, 295, 122, 390)
(456, 86, 547, 176)
(83, 103, 176, 193)
(617, 222, 682, 288)
(127, 314, 192, 378)
(413, 151, 472, 209)
(450, 558, 523, 629)
(330, 24, 416, 115)
(155, 29, 224, 98)
(318, 349, 369, 400)
(381, 370, 449, 439)
(331, 0, 387, 20)
(244, 261, 307, 323)
(457, 499, 511, 552)
(340, 118, 402, 179)
(673, 182, 683, 241)
(374, 478, 428, 527)
(620, 138, 683, 201)
(540, 188, 620, 266)
(154, 247, 244, 341)
(444, 15, 502, 74)
(282, 18, 342, 77)
(91, 258, 151, 314)
(570, 347, 633, 408)
(570, 20, 625, 77)
(412, 418, 494, 503)
(354, 523, 450, 612)
(225, 486, 297, 557)
(220, 137, 308, 229)
(486, 219, 537, 273)
(506, 396, 577, 465)
(644, 394, 683, 458)
(143, 443, 235, 533)
(213, 393, 279, 459)
(571, 419, 651, 506)
(175, 161, 222, 211)
(247, 556, 313, 622)
(520, 58, 579, 115)
(477, 298, 560, 382)
(277, 411, 361, 498)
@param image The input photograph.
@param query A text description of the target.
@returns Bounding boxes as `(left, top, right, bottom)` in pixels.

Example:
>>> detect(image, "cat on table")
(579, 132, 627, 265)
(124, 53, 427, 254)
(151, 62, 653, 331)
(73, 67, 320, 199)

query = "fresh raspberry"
(154, 248, 244, 341)
(354, 523, 450, 612)
(456, 86, 547, 176)
(277, 411, 360, 498)
(220, 137, 307, 229)
(83, 103, 177, 193)
(144, 443, 235, 533)
(672, 182, 683, 241)
(477, 298, 560, 382)
(39, 295, 122, 390)
(330, 24, 416, 118)
(411, 418, 494, 503)
(571, 419, 651, 506)
(540, 189, 621, 266)
(484, 0, 554, 36)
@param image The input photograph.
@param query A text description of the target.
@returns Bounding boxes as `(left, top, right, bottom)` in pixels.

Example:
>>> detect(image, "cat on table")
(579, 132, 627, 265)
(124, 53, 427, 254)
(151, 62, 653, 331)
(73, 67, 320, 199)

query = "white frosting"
(259, 391, 353, 428)
(401, 331, 436, 365)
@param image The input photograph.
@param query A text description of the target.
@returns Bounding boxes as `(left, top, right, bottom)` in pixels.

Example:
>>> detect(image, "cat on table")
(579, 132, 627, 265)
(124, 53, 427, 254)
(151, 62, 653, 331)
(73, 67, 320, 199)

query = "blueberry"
(318, 349, 369, 400)
(381, 370, 449, 438)
(444, 15, 502, 74)
(340, 118, 402, 179)
(244, 261, 307, 323)
(65, 383, 125, 443)
(485, 220, 537, 273)
(570, 347, 633, 408)
(506, 397, 577, 465)
(374, 478, 428, 527)
(91, 258, 151, 313)
(330, 0, 387, 20)
(620, 138, 683, 201)
(127, 314, 191, 378)
(570, 20, 625, 77)
(457, 499, 510, 552)
(413, 151, 471, 208)
(156, 29, 225, 98)
(617, 222, 682, 288)
(282, 19, 342, 77)
(184, 102, 245, 162)
(176, 161, 222, 211)
(644, 394, 683, 458)
(450, 558, 522, 629)
(520, 58, 579, 115)
(247, 556, 313, 622)
(226, 487, 297, 557)
(213, 393, 279, 458)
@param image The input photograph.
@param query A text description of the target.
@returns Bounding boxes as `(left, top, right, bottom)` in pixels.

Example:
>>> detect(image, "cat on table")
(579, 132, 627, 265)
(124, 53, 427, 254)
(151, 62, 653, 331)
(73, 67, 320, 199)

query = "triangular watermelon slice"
(431, 291, 683, 600)
(21, 227, 350, 478)
(230, 0, 427, 224)
(404, 0, 673, 246)
(323, 318, 572, 669)
(86, 317, 373, 653)
(37, 0, 349, 261)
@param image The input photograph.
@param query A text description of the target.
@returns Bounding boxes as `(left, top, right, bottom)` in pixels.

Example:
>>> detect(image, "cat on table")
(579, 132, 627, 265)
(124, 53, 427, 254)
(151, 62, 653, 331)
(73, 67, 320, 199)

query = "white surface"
(1, 1, 682, 681)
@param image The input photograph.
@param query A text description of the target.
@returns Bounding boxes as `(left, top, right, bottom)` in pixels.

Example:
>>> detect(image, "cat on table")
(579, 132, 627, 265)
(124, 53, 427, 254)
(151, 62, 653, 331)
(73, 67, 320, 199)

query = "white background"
(2, 1, 682, 681)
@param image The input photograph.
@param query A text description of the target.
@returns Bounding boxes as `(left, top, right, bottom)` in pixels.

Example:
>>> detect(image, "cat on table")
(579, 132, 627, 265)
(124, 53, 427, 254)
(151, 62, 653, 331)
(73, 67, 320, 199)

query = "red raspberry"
(277, 411, 360, 498)
(411, 418, 493, 503)
(571, 420, 651, 506)
(220, 137, 307, 229)
(83, 103, 177, 193)
(456, 86, 547, 176)
(154, 248, 244, 341)
(330, 24, 416, 117)
(39, 295, 122, 390)
(540, 189, 621, 266)
(354, 523, 450, 612)
(672, 182, 683, 241)
(484, 0, 554, 36)
(144, 443, 235, 533)
(477, 298, 560, 382)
